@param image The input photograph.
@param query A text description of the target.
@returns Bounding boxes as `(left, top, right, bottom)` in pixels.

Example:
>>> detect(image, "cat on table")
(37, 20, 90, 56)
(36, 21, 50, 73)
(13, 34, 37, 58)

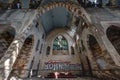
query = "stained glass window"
(53, 35, 68, 55)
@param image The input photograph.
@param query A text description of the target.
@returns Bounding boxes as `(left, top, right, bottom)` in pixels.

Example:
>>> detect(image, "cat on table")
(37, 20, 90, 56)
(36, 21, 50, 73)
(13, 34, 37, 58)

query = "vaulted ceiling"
(41, 7, 71, 33)
(40, 0, 120, 34)
(40, 0, 78, 33)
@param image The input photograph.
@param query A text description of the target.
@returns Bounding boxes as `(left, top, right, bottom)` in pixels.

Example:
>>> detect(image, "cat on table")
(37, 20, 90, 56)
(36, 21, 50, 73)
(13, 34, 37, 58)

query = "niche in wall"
(88, 35, 107, 69)
(106, 25, 120, 54)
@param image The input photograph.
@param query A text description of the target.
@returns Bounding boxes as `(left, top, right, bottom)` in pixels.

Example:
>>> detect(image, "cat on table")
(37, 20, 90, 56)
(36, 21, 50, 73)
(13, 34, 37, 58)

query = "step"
(18, 77, 99, 80)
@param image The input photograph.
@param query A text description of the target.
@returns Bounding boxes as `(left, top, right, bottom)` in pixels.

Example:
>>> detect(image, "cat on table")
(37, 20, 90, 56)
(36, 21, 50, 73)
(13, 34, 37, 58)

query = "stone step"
(19, 77, 99, 80)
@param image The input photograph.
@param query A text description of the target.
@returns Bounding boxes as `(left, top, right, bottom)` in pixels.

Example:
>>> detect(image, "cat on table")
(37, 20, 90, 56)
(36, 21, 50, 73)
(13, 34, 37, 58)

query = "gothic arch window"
(71, 46, 75, 55)
(106, 25, 120, 54)
(46, 46, 50, 55)
(39, 43, 43, 54)
(52, 35, 68, 55)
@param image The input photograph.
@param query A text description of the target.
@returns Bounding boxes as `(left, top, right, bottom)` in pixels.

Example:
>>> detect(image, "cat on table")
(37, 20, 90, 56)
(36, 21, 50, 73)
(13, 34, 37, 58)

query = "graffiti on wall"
(44, 60, 81, 70)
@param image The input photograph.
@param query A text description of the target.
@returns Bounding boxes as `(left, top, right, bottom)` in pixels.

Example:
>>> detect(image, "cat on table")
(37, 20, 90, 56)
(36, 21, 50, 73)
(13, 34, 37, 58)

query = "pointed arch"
(38, 1, 91, 27)
(88, 35, 102, 57)
(52, 35, 68, 55)
(88, 35, 107, 69)
(10, 35, 34, 77)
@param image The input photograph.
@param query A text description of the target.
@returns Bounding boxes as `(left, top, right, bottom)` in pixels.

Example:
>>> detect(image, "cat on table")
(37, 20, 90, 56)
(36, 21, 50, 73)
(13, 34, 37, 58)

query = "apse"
(41, 7, 71, 33)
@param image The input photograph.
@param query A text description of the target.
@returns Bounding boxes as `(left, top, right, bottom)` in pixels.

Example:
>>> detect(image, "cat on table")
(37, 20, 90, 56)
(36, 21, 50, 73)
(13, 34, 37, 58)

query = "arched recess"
(0, 27, 15, 59)
(38, 2, 82, 16)
(88, 35, 107, 69)
(106, 25, 120, 55)
(9, 35, 34, 78)
(52, 35, 68, 55)
(38, 1, 90, 26)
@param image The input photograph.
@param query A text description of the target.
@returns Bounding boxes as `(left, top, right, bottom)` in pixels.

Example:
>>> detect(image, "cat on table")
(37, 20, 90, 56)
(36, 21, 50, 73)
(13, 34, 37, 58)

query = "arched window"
(46, 46, 50, 55)
(36, 40, 40, 51)
(52, 35, 68, 55)
(39, 44, 43, 54)
(71, 46, 75, 55)
(106, 25, 120, 54)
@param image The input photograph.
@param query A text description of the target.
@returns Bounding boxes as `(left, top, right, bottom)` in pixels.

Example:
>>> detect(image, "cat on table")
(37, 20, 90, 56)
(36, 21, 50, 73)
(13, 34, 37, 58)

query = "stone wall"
(39, 28, 81, 76)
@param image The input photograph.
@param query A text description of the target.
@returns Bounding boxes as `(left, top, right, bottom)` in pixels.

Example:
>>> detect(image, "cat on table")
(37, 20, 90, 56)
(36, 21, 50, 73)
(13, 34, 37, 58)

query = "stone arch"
(0, 27, 16, 59)
(88, 35, 107, 69)
(52, 35, 68, 55)
(10, 35, 34, 77)
(45, 28, 75, 56)
(88, 35, 102, 57)
(106, 25, 120, 55)
(37, 1, 90, 26)
(38, 2, 81, 16)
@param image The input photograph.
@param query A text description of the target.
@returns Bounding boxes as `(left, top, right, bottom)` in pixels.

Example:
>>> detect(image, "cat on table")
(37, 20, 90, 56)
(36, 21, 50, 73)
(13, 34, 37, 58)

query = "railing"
(0, 68, 120, 80)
